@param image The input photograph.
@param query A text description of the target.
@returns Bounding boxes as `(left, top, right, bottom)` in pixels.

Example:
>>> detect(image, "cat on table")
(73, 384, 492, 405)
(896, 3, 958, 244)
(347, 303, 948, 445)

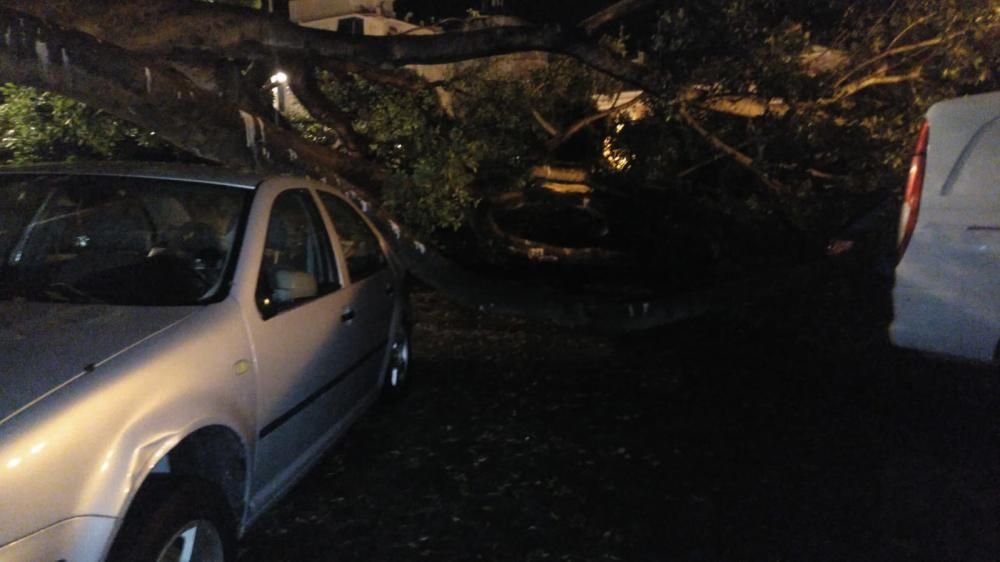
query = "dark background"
(239, 266, 1000, 562)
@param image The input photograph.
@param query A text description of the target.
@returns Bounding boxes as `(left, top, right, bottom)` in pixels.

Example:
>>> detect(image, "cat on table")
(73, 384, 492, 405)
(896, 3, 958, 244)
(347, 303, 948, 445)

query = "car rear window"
(943, 119, 1000, 197)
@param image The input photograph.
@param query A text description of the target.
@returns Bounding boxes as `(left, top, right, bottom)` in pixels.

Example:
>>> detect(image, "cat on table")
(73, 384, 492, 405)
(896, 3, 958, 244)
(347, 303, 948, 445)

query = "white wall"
(290, 0, 395, 23)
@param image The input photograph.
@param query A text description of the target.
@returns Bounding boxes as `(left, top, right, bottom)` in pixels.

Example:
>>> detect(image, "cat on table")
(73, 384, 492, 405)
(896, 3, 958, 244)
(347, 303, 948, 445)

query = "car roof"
(0, 162, 266, 189)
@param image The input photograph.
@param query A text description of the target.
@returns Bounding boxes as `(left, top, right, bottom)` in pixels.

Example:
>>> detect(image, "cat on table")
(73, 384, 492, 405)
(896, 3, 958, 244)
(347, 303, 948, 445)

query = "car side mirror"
(272, 270, 318, 303)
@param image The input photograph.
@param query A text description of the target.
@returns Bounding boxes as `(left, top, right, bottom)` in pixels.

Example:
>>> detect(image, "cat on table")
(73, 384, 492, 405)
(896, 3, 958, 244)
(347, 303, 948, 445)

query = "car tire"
(381, 321, 411, 400)
(106, 477, 235, 562)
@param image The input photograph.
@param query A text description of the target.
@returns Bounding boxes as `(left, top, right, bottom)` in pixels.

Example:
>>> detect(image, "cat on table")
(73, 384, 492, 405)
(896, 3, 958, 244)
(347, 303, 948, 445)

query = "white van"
(891, 91, 1000, 363)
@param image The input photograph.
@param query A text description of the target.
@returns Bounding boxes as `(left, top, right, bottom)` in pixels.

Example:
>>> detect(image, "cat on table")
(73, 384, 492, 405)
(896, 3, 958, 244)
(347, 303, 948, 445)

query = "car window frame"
(255, 188, 343, 320)
(314, 189, 389, 286)
(0, 173, 255, 306)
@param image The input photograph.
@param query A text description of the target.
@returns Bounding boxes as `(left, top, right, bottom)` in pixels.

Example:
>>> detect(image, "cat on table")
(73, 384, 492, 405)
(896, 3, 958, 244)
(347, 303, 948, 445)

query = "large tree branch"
(0, 1, 867, 334)
(345, 187, 840, 332)
(695, 95, 790, 119)
(0, 0, 670, 98)
(285, 60, 369, 156)
(0, 5, 727, 332)
(0, 8, 384, 190)
(167, 45, 432, 92)
(0, 10, 252, 168)
(473, 205, 624, 266)
(238, 25, 665, 95)
(579, 0, 659, 36)
(318, 58, 430, 91)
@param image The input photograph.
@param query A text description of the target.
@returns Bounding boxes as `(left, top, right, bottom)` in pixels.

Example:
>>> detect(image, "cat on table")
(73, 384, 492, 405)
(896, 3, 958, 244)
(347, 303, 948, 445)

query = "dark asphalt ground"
(239, 268, 999, 561)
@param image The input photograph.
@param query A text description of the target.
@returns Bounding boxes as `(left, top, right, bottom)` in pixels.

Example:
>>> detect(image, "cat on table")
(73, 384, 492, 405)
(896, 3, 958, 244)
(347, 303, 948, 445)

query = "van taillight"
(897, 121, 929, 263)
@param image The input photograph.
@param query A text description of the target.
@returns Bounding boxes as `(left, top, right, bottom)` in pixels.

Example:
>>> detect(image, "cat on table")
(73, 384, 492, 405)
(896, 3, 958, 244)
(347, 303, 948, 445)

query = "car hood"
(0, 301, 196, 425)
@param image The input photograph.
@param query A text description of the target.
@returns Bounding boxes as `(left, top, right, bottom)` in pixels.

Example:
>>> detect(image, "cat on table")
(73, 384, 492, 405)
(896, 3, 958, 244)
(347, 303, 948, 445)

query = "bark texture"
(0, 0, 668, 95)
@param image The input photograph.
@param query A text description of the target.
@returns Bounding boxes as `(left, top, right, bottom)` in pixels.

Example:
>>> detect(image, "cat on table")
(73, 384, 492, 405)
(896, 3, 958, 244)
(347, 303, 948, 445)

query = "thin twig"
(531, 108, 560, 136)
(579, 0, 658, 36)
(871, 0, 901, 39)
(676, 152, 730, 178)
(823, 69, 922, 104)
(678, 106, 787, 193)
(887, 15, 932, 49)
(806, 167, 845, 180)
(833, 31, 963, 89)
(546, 94, 645, 151)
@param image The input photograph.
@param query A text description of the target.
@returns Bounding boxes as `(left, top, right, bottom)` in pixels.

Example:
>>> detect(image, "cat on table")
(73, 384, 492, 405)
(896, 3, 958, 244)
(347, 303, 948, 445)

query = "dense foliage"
(614, 0, 998, 223)
(0, 84, 175, 163)
(0, 0, 995, 270)
(312, 57, 622, 234)
(302, 0, 995, 269)
(312, 74, 485, 233)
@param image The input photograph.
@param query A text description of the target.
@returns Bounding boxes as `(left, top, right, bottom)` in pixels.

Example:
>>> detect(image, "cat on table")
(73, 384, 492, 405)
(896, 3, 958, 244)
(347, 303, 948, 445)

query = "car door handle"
(385, 283, 394, 296)
(341, 308, 356, 322)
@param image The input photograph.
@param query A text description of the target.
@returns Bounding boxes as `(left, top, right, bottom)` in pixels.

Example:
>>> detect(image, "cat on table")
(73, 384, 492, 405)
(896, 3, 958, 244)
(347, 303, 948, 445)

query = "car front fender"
(0, 298, 257, 554)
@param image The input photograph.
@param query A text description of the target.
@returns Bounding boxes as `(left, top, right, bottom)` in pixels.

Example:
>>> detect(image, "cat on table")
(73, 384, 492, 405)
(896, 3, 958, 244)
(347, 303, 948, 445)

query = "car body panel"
(0, 161, 262, 190)
(0, 302, 196, 424)
(235, 177, 398, 516)
(235, 181, 360, 496)
(0, 516, 116, 561)
(313, 189, 396, 399)
(0, 296, 256, 549)
(247, 285, 364, 495)
(923, 93, 1000, 199)
(891, 91, 1000, 362)
(0, 166, 408, 559)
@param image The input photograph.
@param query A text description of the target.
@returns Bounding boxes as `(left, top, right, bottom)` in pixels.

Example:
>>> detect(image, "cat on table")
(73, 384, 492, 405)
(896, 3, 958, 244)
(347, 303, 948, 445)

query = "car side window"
(256, 190, 340, 318)
(317, 192, 386, 283)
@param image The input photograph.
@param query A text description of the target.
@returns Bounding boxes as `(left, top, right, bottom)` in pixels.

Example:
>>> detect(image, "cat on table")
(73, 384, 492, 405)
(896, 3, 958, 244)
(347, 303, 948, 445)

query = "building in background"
(289, 0, 447, 81)
(274, 0, 538, 119)
(290, 0, 396, 22)
(291, 0, 408, 37)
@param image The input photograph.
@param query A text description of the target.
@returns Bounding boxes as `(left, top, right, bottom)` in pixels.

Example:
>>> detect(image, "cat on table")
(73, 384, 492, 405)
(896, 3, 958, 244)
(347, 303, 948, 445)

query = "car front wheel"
(106, 477, 235, 562)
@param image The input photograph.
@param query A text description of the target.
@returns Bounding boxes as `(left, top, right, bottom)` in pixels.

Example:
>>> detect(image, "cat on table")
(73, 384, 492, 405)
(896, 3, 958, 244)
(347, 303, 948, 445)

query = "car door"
(316, 191, 395, 395)
(244, 188, 363, 500)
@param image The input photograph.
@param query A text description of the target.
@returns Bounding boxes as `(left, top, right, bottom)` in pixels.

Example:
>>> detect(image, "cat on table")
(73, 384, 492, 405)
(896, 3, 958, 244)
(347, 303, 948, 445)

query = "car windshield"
(0, 174, 250, 306)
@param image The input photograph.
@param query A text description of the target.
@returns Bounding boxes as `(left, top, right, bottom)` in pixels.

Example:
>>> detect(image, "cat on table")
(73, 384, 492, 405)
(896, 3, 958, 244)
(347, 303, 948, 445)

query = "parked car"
(0, 163, 412, 561)
(891, 91, 1000, 363)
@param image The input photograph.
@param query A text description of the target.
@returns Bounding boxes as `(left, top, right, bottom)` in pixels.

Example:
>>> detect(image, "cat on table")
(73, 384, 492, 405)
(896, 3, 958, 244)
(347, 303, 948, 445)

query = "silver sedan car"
(0, 164, 412, 561)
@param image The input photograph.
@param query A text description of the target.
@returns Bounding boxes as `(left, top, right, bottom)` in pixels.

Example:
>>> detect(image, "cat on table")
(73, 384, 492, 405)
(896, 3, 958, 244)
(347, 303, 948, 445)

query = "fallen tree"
(0, 0, 711, 330)
(0, 0, 995, 330)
